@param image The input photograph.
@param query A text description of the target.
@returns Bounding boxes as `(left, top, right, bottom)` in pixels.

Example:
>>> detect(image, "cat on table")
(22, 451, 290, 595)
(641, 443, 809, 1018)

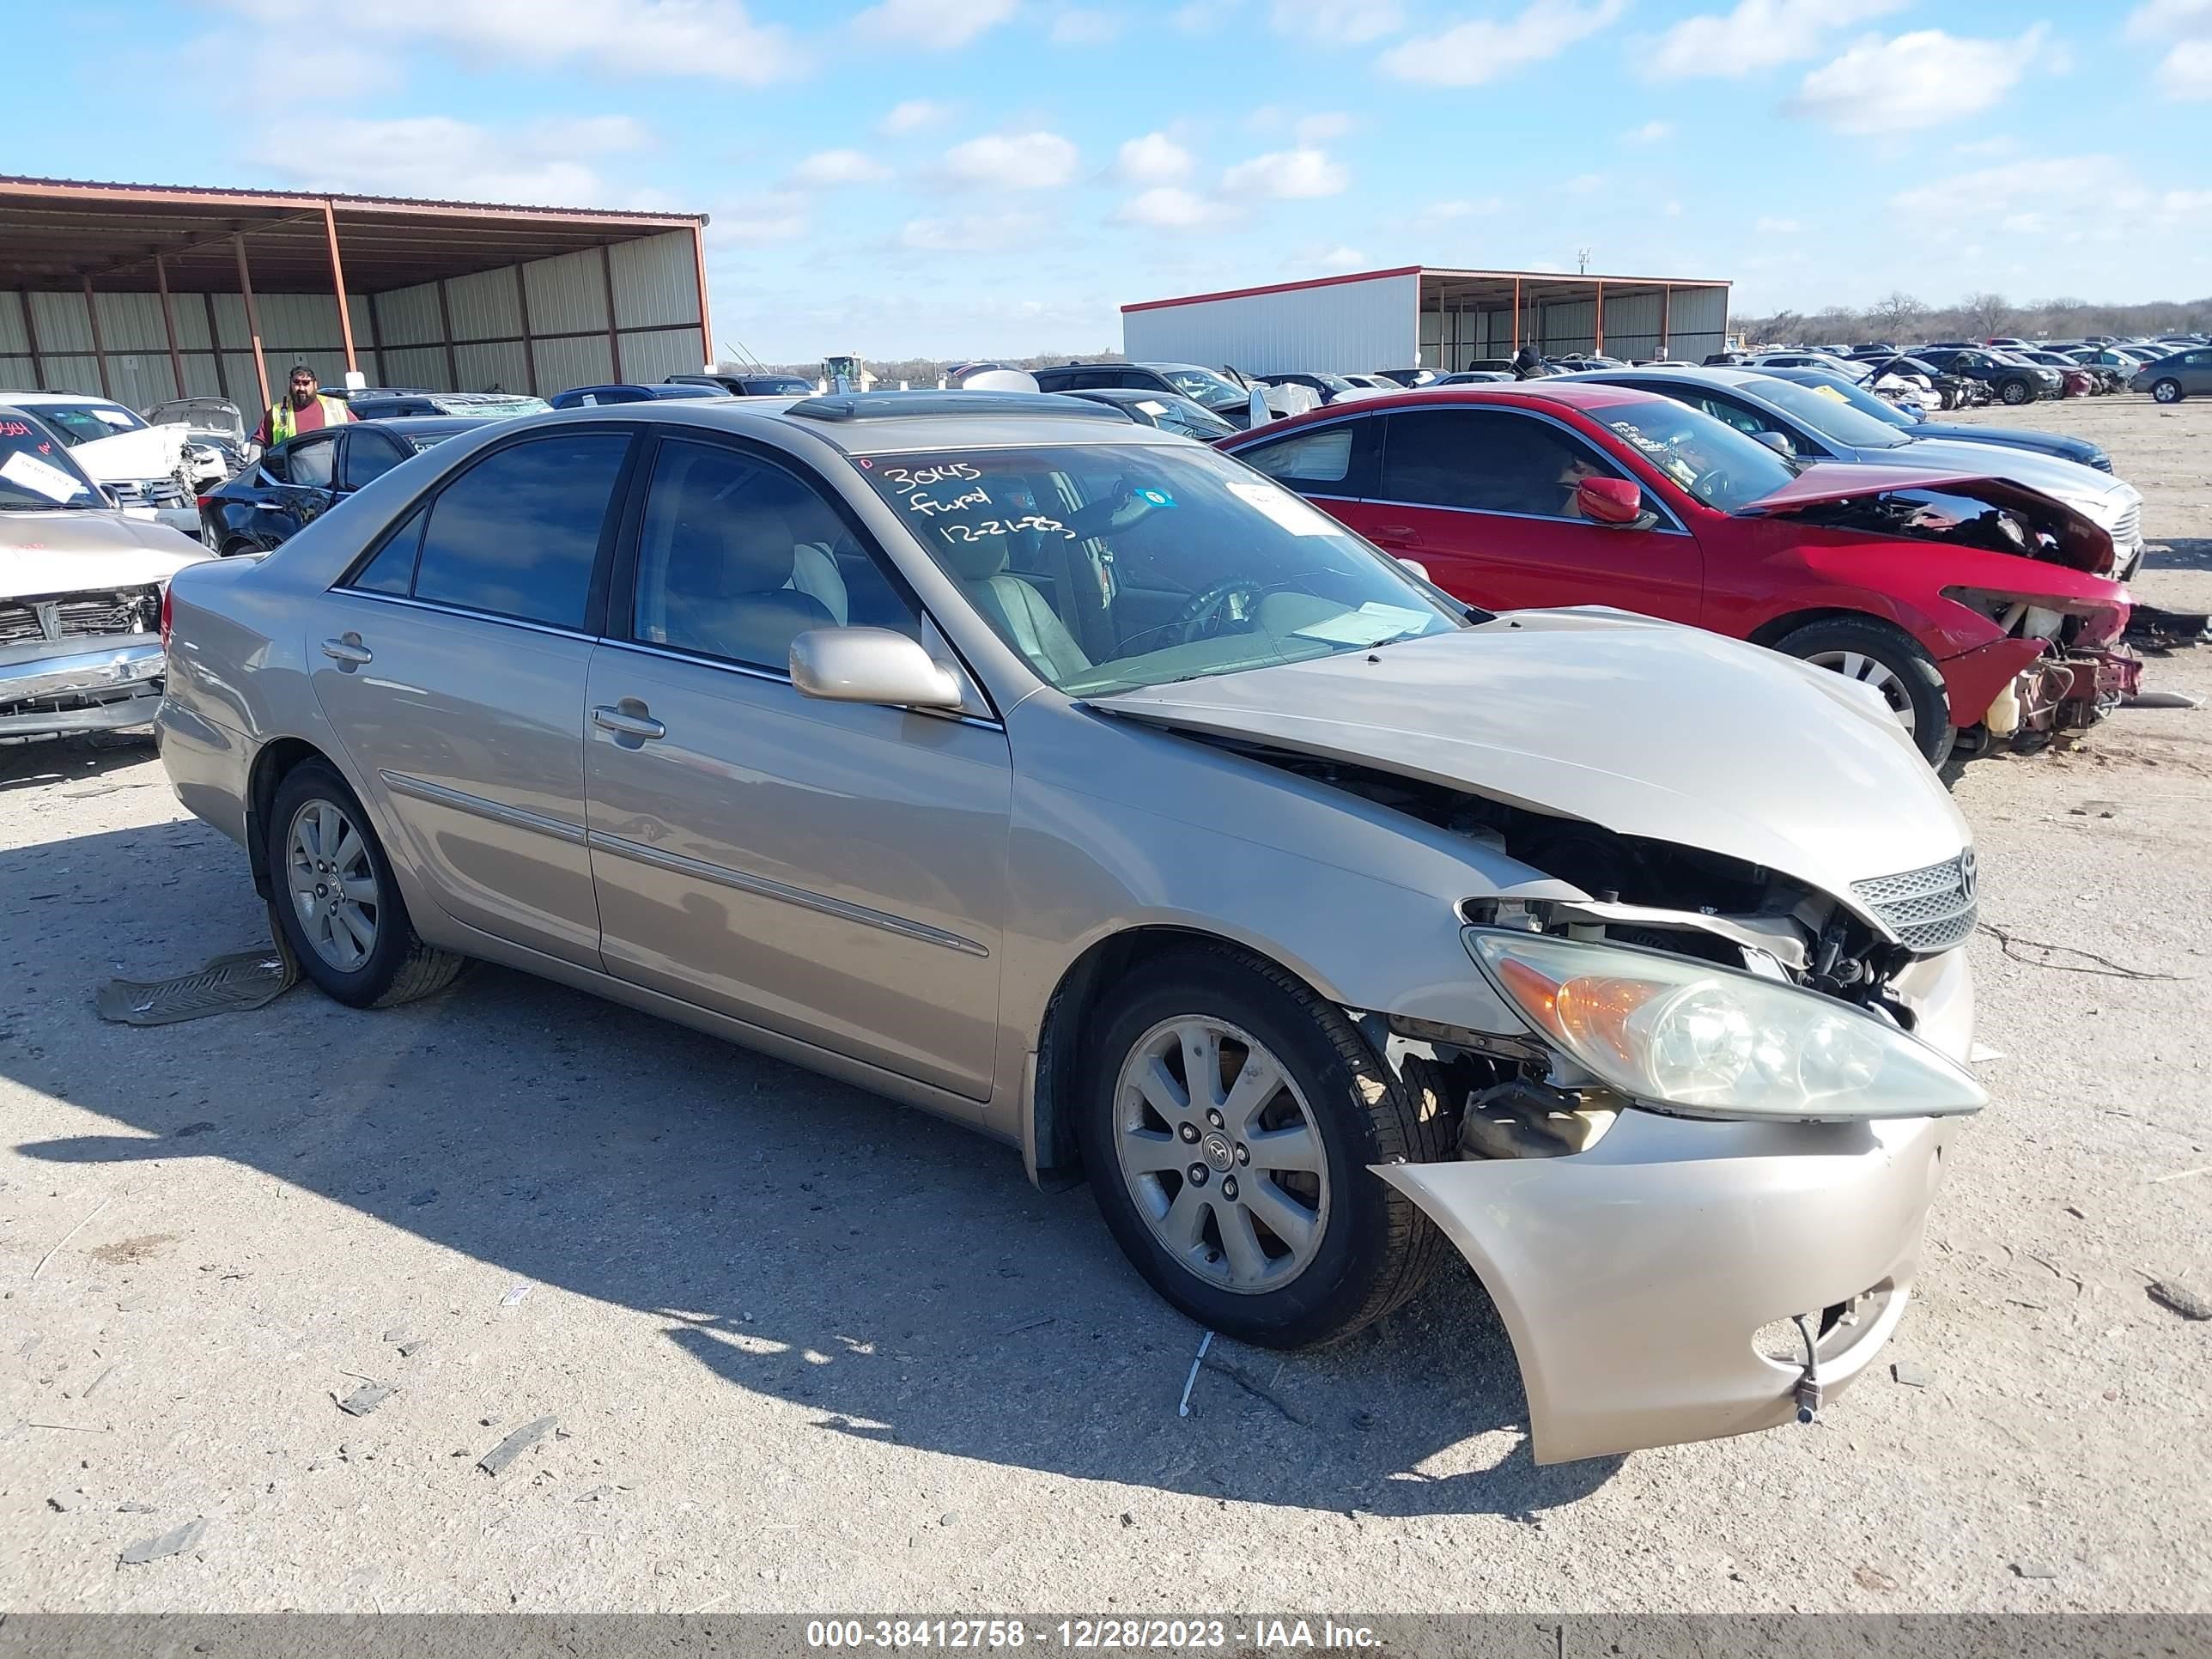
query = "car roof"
(1223, 381, 1673, 436)
(374, 415, 496, 436)
(0, 390, 127, 407)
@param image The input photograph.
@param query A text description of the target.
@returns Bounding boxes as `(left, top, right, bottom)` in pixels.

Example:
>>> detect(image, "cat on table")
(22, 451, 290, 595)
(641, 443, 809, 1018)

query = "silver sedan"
(157, 391, 1986, 1463)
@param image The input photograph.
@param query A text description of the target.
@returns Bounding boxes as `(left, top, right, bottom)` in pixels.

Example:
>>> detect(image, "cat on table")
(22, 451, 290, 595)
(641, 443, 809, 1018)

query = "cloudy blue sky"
(15, 0, 2212, 359)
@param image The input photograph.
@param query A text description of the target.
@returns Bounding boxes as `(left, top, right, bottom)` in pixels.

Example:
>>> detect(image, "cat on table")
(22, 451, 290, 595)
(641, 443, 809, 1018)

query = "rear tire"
(1078, 945, 1453, 1349)
(265, 759, 467, 1008)
(1775, 617, 1954, 766)
(2153, 379, 2184, 404)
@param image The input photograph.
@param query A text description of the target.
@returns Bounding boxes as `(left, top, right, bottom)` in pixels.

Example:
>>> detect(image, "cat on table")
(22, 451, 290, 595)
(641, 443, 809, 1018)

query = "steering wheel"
(1172, 580, 1264, 642)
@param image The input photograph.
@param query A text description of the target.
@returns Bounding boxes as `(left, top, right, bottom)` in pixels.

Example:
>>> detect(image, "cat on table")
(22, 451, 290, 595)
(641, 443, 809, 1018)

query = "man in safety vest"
(252, 365, 356, 446)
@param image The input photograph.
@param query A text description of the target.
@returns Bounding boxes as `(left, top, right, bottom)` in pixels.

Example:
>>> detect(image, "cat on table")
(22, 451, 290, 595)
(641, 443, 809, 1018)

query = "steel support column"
(514, 264, 539, 395)
(690, 223, 714, 372)
(1594, 281, 1605, 356)
(321, 201, 359, 378)
(233, 233, 270, 414)
(1511, 277, 1521, 355)
(599, 242, 623, 380)
(154, 252, 186, 398)
(81, 276, 112, 398)
(17, 291, 43, 389)
(1660, 283, 1672, 357)
(434, 278, 460, 391)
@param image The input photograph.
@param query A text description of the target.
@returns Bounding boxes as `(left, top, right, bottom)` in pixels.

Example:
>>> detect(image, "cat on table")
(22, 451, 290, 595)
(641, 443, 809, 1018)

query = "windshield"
(1155, 365, 1243, 404)
(1596, 398, 1801, 513)
(749, 377, 817, 395)
(856, 442, 1467, 696)
(1747, 374, 1912, 450)
(0, 414, 102, 509)
(23, 400, 147, 446)
(1793, 372, 1917, 429)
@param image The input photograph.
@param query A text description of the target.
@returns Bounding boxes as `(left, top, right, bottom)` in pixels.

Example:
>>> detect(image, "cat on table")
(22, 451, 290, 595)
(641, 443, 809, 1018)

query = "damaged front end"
(1943, 591, 2141, 748)
(1230, 744, 1985, 1463)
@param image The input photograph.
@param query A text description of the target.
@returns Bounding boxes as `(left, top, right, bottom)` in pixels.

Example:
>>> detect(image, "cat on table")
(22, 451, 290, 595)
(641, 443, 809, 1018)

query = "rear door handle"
(320, 635, 372, 667)
(592, 704, 665, 741)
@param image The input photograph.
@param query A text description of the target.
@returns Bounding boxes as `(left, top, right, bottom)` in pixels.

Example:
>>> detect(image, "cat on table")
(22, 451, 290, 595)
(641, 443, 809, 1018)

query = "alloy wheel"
(1803, 648, 1917, 735)
(286, 799, 380, 972)
(2154, 380, 2181, 404)
(1113, 1016, 1329, 1294)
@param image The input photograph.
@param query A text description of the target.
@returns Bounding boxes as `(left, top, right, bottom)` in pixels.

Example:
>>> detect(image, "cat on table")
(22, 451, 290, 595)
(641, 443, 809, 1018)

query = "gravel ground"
(3, 397, 2208, 1615)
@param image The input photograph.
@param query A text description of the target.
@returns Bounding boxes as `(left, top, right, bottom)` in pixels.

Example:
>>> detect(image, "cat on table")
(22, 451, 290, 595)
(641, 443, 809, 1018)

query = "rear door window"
(1380, 409, 1625, 519)
(341, 427, 412, 490)
(286, 434, 338, 489)
(411, 434, 630, 629)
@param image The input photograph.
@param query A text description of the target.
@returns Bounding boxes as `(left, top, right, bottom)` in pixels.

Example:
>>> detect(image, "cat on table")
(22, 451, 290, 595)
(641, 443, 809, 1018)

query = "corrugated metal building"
(0, 177, 714, 413)
(1123, 266, 1731, 374)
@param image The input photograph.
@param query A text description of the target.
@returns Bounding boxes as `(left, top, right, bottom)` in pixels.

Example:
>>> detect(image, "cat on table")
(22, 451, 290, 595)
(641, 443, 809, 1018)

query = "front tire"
(1078, 947, 1452, 1348)
(1776, 617, 1955, 766)
(2000, 378, 2032, 406)
(265, 759, 467, 1008)
(2152, 379, 2184, 404)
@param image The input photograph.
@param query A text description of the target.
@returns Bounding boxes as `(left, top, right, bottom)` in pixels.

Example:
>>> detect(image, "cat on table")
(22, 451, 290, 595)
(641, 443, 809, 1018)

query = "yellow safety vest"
(269, 395, 349, 444)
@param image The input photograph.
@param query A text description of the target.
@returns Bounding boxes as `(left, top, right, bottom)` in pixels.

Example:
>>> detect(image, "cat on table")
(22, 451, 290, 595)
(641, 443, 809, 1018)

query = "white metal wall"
(0, 227, 704, 409)
(1662, 287, 1729, 363)
(1121, 271, 1421, 374)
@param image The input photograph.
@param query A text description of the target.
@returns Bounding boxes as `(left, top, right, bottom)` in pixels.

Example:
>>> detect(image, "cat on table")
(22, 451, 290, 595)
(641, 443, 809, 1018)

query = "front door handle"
(1371, 525, 1423, 546)
(592, 704, 666, 741)
(320, 634, 372, 667)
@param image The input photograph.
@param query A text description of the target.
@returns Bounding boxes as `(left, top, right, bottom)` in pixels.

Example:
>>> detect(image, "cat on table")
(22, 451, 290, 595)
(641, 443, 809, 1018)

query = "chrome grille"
(2111, 502, 2141, 548)
(1853, 852, 1978, 952)
(0, 588, 160, 648)
(106, 477, 189, 508)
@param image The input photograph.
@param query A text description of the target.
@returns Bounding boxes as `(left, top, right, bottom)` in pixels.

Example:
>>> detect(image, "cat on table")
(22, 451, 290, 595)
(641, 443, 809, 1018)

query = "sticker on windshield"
(1136, 488, 1174, 507)
(1227, 479, 1340, 536)
(1, 448, 91, 503)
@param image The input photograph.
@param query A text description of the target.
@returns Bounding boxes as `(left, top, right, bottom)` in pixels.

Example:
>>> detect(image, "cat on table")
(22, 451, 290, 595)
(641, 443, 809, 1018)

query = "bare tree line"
(1737, 290, 2212, 346)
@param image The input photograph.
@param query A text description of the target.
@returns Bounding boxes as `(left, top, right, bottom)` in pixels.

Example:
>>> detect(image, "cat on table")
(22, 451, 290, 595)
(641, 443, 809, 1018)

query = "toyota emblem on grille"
(1957, 848, 1978, 903)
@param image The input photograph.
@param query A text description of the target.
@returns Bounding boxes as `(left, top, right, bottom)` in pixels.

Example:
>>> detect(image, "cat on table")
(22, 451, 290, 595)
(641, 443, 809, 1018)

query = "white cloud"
(1754, 216, 1801, 234)
(710, 191, 812, 246)
(1643, 0, 1905, 80)
(258, 113, 656, 204)
(1413, 197, 1504, 222)
(900, 210, 1045, 251)
(1620, 119, 1674, 143)
(878, 99, 952, 136)
(216, 0, 806, 83)
(1172, 0, 1241, 30)
(1295, 111, 1357, 143)
(2160, 39, 2212, 95)
(1889, 155, 2140, 221)
(853, 0, 1018, 46)
(1115, 132, 1195, 184)
(1115, 187, 1225, 228)
(1051, 7, 1122, 43)
(1791, 27, 2048, 133)
(1566, 173, 1606, 194)
(943, 131, 1082, 190)
(1304, 244, 1368, 271)
(1380, 0, 1626, 86)
(1220, 147, 1348, 198)
(790, 149, 891, 186)
(1270, 0, 1403, 44)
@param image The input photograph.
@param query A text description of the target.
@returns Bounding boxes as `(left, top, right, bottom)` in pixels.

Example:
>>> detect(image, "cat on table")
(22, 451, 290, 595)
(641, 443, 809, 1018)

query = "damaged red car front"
(1741, 470, 2140, 751)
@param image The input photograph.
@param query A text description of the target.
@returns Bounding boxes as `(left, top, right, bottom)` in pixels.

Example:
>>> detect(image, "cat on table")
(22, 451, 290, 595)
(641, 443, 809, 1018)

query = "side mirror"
(1395, 556, 1432, 581)
(1577, 476, 1646, 526)
(98, 484, 122, 509)
(1753, 429, 1795, 458)
(790, 627, 965, 710)
(1248, 385, 1273, 428)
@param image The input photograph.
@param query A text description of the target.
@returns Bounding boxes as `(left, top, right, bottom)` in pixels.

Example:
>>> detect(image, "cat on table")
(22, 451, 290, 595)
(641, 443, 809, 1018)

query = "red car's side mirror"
(1577, 475, 1644, 526)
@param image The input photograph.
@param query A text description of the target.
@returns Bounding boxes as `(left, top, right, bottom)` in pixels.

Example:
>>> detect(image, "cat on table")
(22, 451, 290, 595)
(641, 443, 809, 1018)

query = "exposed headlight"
(1465, 929, 1986, 1122)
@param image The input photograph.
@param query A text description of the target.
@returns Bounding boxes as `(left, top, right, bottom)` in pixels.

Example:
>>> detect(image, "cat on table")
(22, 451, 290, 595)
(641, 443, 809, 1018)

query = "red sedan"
(1218, 383, 2136, 764)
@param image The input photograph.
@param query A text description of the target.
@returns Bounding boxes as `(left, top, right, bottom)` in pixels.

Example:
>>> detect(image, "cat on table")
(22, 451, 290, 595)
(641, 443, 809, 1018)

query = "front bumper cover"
(0, 637, 166, 740)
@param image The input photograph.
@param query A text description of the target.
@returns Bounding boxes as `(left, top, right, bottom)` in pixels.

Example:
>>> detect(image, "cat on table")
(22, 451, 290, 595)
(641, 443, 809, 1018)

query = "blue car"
(1749, 367, 2114, 474)
(546, 383, 733, 410)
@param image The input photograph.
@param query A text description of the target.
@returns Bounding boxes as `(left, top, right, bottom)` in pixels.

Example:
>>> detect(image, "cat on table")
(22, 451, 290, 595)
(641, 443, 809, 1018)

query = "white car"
(0, 392, 200, 535)
(1, 405, 210, 744)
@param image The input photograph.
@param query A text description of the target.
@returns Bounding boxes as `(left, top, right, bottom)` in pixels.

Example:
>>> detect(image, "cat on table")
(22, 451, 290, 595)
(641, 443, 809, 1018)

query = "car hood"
(1911, 422, 2105, 467)
(1833, 437, 2126, 504)
(1, 507, 211, 593)
(1741, 461, 2115, 572)
(60, 424, 186, 483)
(1089, 610, 1968, 923)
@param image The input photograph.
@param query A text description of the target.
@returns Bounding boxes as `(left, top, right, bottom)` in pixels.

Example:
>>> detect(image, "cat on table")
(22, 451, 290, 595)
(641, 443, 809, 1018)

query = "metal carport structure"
(0, 177, 714, 414)
(1122, 265, 1733, 374)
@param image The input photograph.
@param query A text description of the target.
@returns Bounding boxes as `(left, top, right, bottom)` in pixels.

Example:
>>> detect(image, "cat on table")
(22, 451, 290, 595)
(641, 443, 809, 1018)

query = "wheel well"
(245, 738, 329, 900)
(1029, 926, 1329, 1190)
(1747, 606, 1897, 651)
(221, 538, 256, 558)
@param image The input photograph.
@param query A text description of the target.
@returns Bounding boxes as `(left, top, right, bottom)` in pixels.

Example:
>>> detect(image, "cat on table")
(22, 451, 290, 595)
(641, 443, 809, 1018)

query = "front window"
(855, 443, 1466, 696)
(21, 400, 146, 447)
(1153, 365, 1243, 404)
(1595, 399, 1800, 513)
(1744, 376, 1911, 450)
(1798, 374, 1915, 429)
(0, 415, 101, 508)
